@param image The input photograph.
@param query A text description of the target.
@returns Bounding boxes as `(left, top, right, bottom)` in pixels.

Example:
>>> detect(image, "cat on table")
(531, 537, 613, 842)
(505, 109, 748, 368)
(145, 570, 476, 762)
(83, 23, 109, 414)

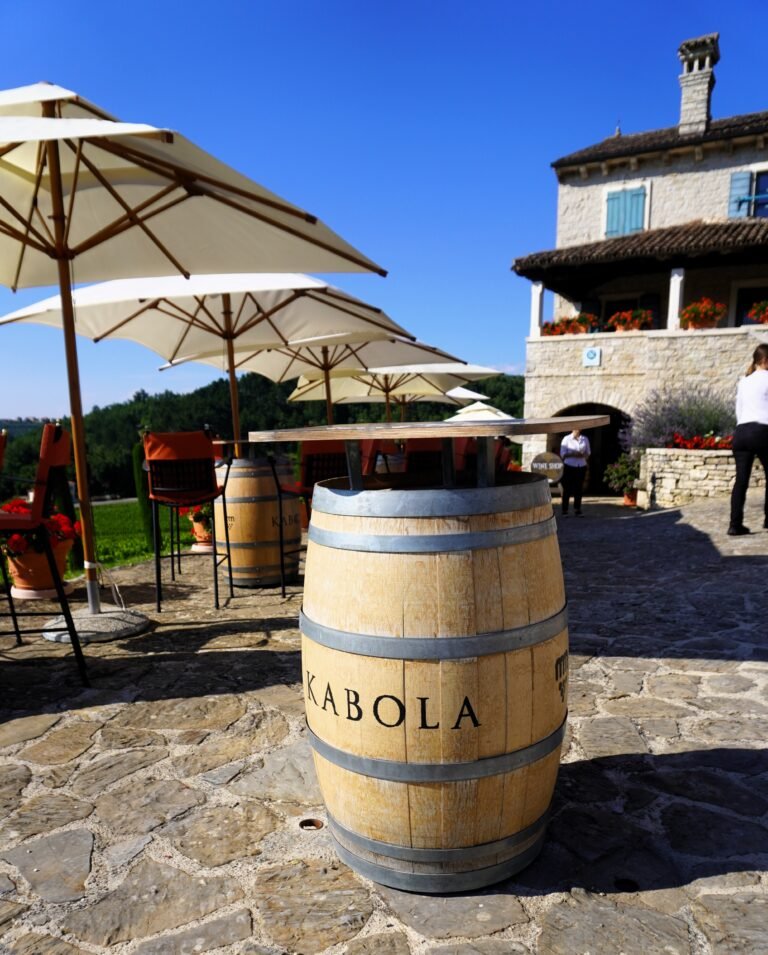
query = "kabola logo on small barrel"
(305, 671, 481, 730)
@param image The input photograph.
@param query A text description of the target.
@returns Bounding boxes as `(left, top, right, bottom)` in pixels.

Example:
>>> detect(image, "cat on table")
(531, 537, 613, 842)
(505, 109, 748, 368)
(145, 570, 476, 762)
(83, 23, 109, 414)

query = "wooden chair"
(0, 424, 89, 685)
(143, 430, 233, 612)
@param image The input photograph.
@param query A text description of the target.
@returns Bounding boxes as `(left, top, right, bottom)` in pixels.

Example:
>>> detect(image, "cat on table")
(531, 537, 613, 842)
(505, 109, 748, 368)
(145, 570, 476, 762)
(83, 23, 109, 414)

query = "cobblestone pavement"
(0, 491, 766, 954)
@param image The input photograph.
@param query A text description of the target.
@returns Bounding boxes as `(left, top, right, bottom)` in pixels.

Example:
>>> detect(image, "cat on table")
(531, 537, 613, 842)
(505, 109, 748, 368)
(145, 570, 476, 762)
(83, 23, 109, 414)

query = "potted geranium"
(605, 309, 654, 332)
(0, 499, 81, 597)
(746, 300, 768, 325)
(181, 503, 214, 550)
(603, 453, 641, 505)
(679, 297, 727, 330)
(541, 313, 599, 336)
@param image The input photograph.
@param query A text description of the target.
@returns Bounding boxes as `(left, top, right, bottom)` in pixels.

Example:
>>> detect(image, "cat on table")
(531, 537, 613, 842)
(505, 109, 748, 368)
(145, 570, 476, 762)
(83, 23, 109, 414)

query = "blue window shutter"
(606, 191, 624, 237)
(626, 187, 646, 233)
(728, 171, 752, 218)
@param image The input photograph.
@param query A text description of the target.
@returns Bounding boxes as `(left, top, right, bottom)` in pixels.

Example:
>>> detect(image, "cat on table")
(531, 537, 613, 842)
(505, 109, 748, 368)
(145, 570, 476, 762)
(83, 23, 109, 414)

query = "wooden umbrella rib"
(189, 296, 226, 335)
(0, 151, 52, 248)
(193, 190, 387, 276)
(67, 154, 191, 276)
(237, 290, 304, 336)
(329, 341, 362, 368)
(71, 137, 385, 275)
(21, 148, 56, 250)
(7, 145, 52, 290)
(91, 298, 162, 342)
(303, 289, 413, 337)
(232, 292, 252, 335)
(72, 185, 185, 254)
(0, 205, 51, 254)
(62, 139, 84, 248)
(315, 287, 385, 315)
(91, 137, 319, 223)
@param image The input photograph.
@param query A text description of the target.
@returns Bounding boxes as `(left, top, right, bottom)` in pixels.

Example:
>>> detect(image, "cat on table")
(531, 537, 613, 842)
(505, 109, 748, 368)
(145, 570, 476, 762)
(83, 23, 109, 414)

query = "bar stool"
(0, 424, 89, 685)
(143, 430, 233, 612)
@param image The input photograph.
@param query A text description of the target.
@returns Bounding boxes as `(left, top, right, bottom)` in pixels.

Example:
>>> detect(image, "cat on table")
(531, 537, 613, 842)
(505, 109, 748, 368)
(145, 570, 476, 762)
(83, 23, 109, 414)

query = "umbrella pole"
(222, 295, 242, 458)
(45, 135, 101, 615)
(322, 347, 334, 425)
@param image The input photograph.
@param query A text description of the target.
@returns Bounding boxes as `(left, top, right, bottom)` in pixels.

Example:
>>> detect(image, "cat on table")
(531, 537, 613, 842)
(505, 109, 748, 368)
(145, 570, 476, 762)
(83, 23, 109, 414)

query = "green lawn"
(85, 500, 196, 570)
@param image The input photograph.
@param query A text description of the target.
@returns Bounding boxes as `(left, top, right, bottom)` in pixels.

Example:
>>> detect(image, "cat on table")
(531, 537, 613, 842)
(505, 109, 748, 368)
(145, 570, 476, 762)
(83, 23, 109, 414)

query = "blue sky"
(1, 0, 765, 418)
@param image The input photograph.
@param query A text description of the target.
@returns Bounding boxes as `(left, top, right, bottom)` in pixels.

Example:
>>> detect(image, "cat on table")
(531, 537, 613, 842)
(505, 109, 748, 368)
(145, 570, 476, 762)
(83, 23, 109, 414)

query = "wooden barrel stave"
(214, 458, 301, 588)
(301, 472, 568, 891)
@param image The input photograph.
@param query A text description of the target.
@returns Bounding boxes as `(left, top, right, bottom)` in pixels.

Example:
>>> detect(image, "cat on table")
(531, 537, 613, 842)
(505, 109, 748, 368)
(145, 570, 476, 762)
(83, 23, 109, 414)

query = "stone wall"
(522, 325, 768, 463)
(555, 144, 767, 248)
(637, 447, 765, 509)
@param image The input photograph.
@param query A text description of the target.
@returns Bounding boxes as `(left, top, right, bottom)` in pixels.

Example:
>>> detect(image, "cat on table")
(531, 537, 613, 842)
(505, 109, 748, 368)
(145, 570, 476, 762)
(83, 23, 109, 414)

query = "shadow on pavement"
(559, 505, 768, 663)
(506, 746, 768, 896)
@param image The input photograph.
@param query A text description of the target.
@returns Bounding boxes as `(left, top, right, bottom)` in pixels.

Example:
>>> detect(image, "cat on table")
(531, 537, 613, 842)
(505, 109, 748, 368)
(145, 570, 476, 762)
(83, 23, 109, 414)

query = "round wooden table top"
(246, 415, 610, 443)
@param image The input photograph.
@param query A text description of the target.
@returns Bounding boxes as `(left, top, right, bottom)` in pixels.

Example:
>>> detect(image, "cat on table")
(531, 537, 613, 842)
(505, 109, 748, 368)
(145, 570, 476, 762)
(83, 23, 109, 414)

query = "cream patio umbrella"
(162, 337, 465, 424)
(445, 400, 517, 422)
(287, 364, 498, 421)
(0, 273, 410, 454)
(0, 82, 385, 616)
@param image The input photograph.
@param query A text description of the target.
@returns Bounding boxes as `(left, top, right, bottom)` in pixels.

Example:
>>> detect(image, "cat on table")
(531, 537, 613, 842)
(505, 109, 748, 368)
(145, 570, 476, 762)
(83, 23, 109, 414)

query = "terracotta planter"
(622, 490, 638, 507)
(8, 539, 74, 599)
(190, 519, 213, 553)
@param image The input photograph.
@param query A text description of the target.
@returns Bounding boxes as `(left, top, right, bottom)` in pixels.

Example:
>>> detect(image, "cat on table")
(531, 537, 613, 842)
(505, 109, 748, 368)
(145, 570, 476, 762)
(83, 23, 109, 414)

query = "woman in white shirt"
(559, 429, 591, 517)
(728, 342, 768, 535)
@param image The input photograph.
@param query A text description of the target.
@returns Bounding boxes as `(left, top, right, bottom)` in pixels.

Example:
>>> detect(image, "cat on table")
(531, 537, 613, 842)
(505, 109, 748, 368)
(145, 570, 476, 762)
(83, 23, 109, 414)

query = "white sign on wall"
(583, 346, 602, 367)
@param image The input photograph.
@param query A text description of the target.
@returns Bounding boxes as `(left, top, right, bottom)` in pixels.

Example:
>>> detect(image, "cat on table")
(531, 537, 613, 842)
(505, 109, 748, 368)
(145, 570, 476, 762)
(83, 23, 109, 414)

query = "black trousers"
(561, 464, 587, 513)
(729, 422, 768, 527)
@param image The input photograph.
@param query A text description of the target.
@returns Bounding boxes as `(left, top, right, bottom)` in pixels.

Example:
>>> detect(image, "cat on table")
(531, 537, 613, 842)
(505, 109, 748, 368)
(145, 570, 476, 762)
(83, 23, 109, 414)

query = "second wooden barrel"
(301, 472, 568, 892)
(215, 457, 301, 588)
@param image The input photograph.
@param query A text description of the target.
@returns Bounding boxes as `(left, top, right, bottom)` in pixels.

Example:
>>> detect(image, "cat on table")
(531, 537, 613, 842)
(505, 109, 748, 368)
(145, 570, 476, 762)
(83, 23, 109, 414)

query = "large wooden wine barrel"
(215, 457, 301, 588)
(301, 472, 568, 892)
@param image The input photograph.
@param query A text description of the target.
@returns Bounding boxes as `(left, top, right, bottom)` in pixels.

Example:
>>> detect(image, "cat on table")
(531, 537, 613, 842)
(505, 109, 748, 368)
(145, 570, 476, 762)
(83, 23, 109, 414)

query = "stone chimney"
(677, 33, 720, 135)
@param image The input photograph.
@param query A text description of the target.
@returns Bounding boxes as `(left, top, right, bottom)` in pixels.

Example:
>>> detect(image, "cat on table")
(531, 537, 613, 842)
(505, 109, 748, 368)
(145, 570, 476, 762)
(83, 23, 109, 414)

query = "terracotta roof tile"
(513, 219, 768, 278)
(552, 111, 768, 169)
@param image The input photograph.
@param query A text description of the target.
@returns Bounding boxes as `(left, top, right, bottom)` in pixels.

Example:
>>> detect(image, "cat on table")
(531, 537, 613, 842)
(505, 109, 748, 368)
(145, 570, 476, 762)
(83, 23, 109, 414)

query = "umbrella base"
(42, 604, 151, 644)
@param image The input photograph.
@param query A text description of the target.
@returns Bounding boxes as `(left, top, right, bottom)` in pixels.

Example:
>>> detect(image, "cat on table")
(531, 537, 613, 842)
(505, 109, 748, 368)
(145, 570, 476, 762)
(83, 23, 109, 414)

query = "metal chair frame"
(0, 424, 89, 685)
(143, 432, 233, 613)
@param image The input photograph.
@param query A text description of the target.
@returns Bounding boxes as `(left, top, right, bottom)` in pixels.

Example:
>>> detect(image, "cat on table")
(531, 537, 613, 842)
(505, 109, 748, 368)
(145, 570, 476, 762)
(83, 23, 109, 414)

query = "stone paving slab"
(0, 492, 766, 953)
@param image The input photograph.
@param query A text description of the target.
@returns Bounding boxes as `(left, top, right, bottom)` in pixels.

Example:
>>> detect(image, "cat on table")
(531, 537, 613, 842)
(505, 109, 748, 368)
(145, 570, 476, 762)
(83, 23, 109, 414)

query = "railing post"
(667, 268, 685, 330)
(529, 281, 544, 338)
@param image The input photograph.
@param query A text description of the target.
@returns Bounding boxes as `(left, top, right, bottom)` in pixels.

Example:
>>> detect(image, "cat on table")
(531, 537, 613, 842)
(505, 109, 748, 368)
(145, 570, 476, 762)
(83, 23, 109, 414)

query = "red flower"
(668, 432, 732, 450)
(6, 533, 29, 556)
(2, 501, 81, 559)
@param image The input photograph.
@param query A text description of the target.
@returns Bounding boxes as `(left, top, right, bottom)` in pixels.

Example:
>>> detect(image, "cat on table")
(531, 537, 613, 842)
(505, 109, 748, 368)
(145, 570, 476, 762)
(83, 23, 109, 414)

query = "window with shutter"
(605, 186, 646, 237)
(728, 171, 752, 218)
(754, 171, 768, 218)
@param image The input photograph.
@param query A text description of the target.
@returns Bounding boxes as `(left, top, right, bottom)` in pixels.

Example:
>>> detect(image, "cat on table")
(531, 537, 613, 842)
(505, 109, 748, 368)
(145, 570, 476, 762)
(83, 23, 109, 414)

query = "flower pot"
(8, 540, 74, 599)
(622, 490, 638, 507)
(190, 519, 213, 553)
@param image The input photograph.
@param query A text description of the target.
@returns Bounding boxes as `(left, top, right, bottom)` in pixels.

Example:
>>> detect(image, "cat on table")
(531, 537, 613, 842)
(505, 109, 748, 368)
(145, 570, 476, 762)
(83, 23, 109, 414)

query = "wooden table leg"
(441, 439, 455, 488)
(476, 437, 495, 487)
(345, 441, 364, 490)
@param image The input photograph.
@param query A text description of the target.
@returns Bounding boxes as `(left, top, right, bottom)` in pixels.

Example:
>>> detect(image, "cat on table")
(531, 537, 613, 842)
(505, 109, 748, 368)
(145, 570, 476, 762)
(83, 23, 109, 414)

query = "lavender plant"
(630, 385, 735, 449)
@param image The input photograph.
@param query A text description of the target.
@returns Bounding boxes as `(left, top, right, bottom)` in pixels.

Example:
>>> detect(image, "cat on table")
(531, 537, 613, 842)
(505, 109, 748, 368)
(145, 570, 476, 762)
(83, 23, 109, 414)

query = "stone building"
(513, 33, 768, 491)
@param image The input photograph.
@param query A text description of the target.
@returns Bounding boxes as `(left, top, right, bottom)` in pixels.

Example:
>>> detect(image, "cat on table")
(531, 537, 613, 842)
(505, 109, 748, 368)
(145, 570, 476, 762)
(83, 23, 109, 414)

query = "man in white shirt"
(559, 429, 591, 517)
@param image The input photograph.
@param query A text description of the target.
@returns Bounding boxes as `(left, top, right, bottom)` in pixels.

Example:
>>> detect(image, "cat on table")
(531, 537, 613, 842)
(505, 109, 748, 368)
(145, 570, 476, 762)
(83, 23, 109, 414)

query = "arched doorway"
(546, 403, 631, 495)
